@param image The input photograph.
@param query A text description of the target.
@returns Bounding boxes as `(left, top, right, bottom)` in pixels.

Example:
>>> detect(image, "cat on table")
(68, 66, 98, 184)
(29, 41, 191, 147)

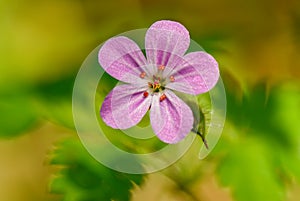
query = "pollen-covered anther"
(159, 94, 167, 102)
(140, 72, 146, 78)
(143, 91, 149, 98)
(170, 75, 175, 82)
(158, 65, 165, 70)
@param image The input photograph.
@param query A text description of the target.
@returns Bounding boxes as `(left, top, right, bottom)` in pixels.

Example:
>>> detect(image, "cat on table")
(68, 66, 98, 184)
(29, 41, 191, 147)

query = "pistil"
(142, 65, 169, 98)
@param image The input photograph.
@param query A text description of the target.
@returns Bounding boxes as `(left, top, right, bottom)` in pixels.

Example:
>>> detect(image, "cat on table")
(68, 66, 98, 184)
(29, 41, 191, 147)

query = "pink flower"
(98, 20, 219, 144)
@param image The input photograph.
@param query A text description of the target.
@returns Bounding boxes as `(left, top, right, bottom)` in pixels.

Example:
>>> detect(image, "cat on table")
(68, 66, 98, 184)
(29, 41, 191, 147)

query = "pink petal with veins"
(145, 20, 190, 75)
(98, 36, 148, 84)
(150, 90, 194, 144)
(100, 84, 152, 129)
(166, 51, 219, 95)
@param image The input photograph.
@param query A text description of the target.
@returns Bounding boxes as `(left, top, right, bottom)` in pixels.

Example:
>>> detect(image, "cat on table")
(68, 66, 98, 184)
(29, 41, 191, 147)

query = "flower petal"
(166, 51, 219, 95)
(100, 84, 152, 129)
(150, 90, 194, 144)
(98, 36, 148, 84)
(145, 20, 190, 71)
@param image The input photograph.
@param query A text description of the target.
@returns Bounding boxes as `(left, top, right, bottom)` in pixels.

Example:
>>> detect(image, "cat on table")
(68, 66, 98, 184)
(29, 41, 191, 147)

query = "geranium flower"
(98, 20, 219, 144)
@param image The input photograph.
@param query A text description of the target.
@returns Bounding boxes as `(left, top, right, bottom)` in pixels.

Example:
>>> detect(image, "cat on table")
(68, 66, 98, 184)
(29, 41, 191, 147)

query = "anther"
(140, 72, 146, 78)
(159, 94, 167, 102)
(143, 91, 149, 98)
(158, 65, 165, 70)
(170, 75, 175, 82)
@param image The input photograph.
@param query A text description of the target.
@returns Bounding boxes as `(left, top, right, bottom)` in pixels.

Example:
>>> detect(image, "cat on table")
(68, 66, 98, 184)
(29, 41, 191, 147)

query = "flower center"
(140, 65, 176, 102)
(149, 76, 165, 93)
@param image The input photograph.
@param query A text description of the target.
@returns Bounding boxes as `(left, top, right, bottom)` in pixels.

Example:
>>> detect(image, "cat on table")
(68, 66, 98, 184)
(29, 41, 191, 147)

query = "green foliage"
(50, 138, 145, 201)
(215, 79, 300, 201)
(34, 74, 75, 129)
(226, 81, 291, 147)
(0, 74, 75, 138)
(274, 84, 300, 182)
(217, 139, 284, 201)
(0, 88, 38, 137)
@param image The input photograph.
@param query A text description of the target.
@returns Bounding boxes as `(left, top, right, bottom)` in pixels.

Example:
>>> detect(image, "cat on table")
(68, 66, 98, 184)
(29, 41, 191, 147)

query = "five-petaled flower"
(98, 20, 219, 144)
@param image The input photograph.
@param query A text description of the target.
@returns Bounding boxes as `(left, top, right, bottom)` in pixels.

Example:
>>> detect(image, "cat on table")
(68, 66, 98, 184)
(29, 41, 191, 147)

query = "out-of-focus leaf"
(0, 89, 38, 137)
(272, 83, 300, 147)
(215, 78, 300, 201)
(50, 137, 145, 201)
(217, 138, 284, 201)
(0, 73, 75, 137)
(34, 74, 75, 129)
(224, 75, 292, 148)
(272, 83, 300, 181)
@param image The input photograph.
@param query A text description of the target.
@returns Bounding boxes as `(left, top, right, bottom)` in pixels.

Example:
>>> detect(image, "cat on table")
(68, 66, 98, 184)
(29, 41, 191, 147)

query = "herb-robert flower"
(99, 20, 219, 144)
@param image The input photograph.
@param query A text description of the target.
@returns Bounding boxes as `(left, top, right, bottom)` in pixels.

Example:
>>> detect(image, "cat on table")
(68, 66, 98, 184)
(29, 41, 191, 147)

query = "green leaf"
(224, 76, 292, 148)
(215, 79, 300, 201)
(50, 137, 145, 201)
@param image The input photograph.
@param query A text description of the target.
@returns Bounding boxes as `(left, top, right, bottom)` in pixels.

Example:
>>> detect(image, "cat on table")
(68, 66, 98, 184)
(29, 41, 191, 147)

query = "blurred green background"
(1, 0, 300, 201)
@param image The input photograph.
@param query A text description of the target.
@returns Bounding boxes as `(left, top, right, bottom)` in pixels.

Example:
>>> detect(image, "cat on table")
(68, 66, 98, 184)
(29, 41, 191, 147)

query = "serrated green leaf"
(50, 138, 145, 201)
(225, 78, 292, 148)
(215, 79, 300, 201)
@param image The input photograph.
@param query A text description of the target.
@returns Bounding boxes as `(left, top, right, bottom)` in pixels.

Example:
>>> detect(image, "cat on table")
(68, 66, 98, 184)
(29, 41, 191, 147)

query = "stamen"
(140, 72, 146, 78)
(158, 65, 165, 70)
(143, 91, 149, 98)
(148, 82, 153, 88)
(170, 75, 175, 82)
(159, 94, 167, 102)
(153, 75, 161, 82)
